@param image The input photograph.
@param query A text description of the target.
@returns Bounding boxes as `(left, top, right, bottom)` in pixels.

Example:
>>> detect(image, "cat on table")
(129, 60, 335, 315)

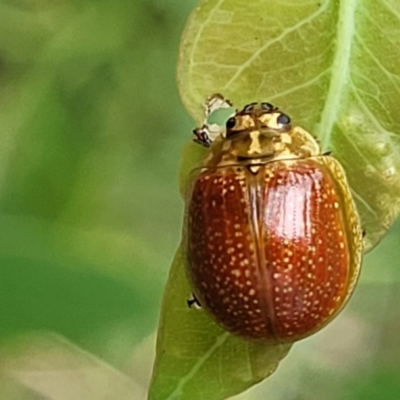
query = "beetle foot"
(187, 294, 202, 309)
(362, 229, 366, 238)
(193, 127, 212, 147)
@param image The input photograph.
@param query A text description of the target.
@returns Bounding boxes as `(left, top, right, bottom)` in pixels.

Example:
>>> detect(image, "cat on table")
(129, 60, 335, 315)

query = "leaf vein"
(267, 69, 330, 102)
(187, 0, 226, 96)
(221, 0, 330, 91)
(341, 83, 397, 195)
(166, 332, 230, 399)
(381, 0, 400, 21)
(350, 187, 378, 219)
(355, 34, 400, 94)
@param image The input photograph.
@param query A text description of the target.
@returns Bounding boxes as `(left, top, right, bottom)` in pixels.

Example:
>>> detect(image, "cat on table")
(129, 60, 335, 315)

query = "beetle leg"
(323, 151, 332, 156)
(362, 229, 366, 238)
(187, 294, 202, 309)
(193, 126, 212, 147)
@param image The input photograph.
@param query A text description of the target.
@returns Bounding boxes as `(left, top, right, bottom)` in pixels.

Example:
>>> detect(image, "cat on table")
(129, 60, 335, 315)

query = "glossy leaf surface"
(149, 248, 290, 400)
(151, 1, 400, 399)
(178, 0, 400, 251)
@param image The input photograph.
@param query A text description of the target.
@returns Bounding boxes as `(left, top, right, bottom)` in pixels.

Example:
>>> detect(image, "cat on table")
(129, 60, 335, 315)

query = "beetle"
(184, 95, 363, 343)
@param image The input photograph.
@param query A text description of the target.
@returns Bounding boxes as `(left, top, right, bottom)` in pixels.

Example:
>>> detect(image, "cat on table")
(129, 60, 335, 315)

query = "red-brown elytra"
(184, 95, 363, 343)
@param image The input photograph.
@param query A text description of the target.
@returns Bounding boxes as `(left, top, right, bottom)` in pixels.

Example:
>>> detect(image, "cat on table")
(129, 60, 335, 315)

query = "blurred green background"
(0, 1, 399, 399)
(0, 0, 196, 398)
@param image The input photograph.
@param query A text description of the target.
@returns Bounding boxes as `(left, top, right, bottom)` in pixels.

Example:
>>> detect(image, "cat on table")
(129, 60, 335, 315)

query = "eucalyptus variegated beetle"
(184, 95, 363, 343)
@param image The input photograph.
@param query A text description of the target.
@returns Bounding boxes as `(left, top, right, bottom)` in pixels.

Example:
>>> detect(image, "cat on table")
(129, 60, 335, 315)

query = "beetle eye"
(226, 117, 236, 129)
(277, 113, 291, 125)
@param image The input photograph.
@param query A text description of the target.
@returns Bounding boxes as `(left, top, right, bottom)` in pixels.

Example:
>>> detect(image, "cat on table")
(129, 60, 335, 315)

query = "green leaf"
(149, 247, 290, 400)
(151, 1, 400, 399)
(177, 0, 400, 252)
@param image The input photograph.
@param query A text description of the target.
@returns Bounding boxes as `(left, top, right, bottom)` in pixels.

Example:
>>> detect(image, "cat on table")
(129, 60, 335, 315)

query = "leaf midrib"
(316, 0, 358, 150)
